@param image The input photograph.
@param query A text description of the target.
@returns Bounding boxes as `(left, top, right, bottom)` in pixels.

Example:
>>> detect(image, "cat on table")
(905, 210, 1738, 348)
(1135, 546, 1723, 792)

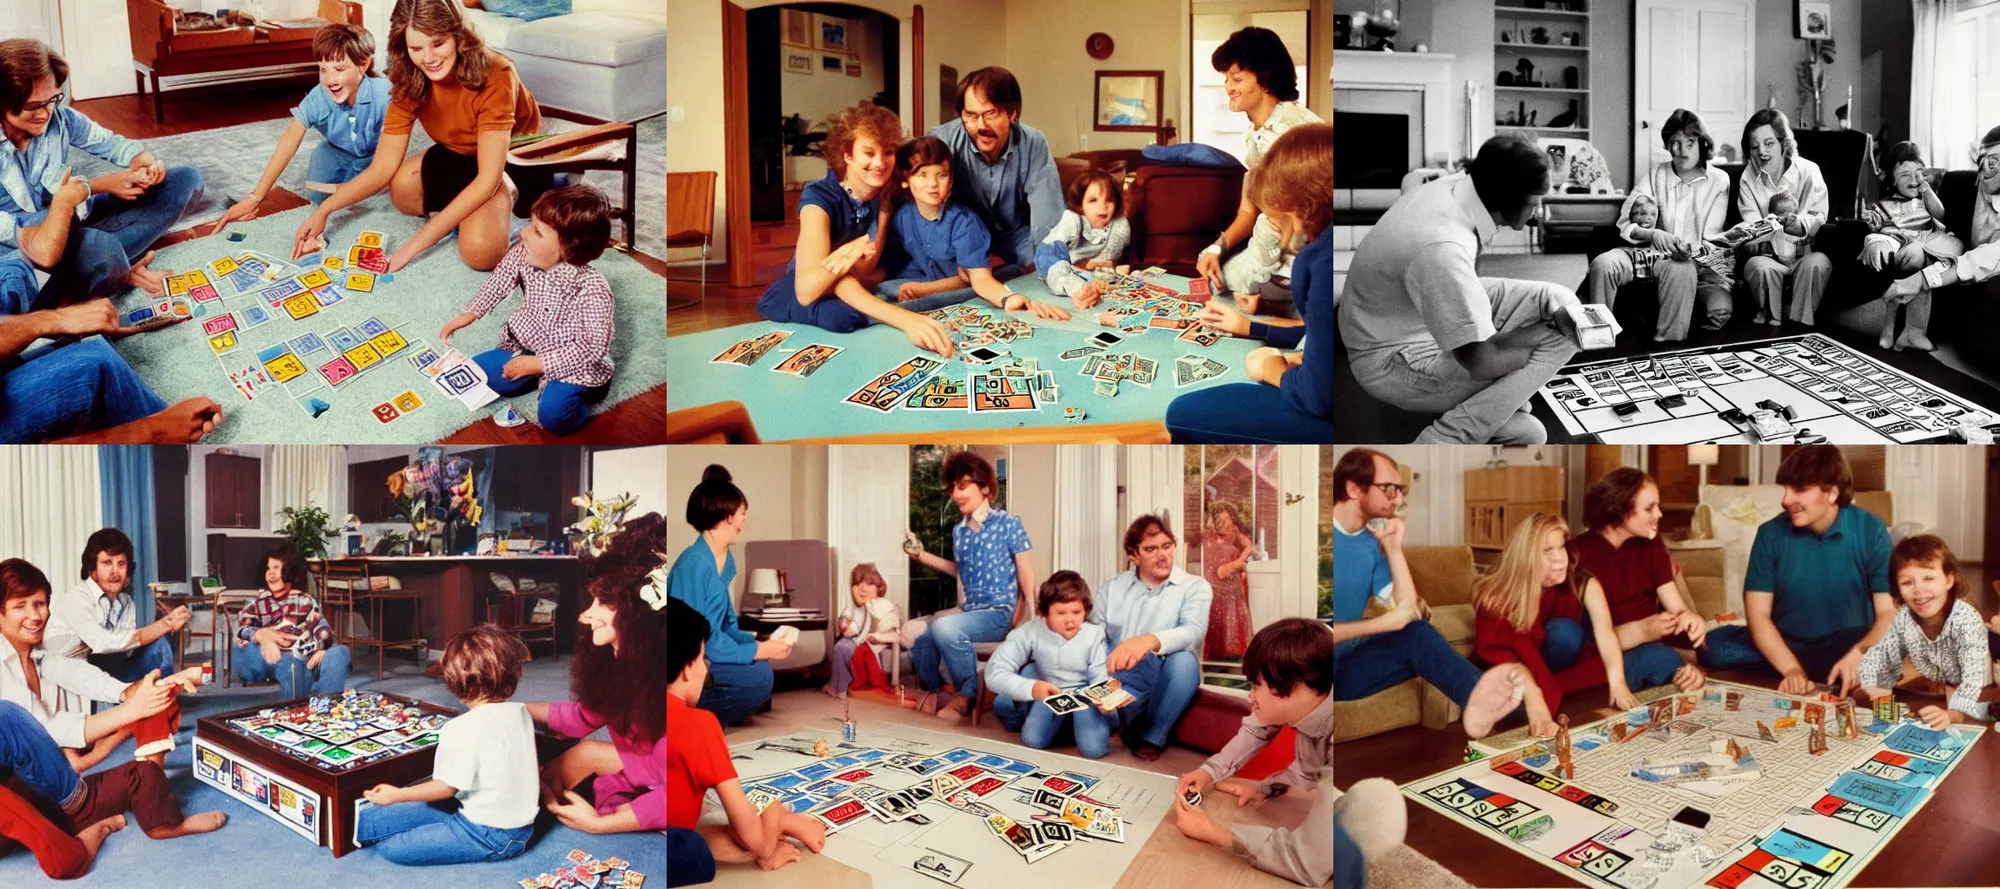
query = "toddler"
(1865, 142, 1962, 351)
(1036, 170, 1133, 307)
(213, 24, 388, 230)
(1623, 194, 1663, 280)
(1858, 535, 1992, 729)
(984, 571, 1129, 758)
(824, 562, 901, 697)
(874, 136, 1071, 320)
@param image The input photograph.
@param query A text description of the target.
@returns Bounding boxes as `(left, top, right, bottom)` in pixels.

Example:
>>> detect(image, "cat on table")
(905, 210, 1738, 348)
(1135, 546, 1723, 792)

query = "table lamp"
(1687, 445, 1719, 488)
(746, 568, 787, 611)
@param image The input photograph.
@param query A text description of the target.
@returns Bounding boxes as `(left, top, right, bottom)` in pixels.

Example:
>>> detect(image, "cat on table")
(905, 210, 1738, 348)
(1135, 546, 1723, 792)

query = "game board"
(1534, 334, 2000, 443)
(705, 724, 1176, 888)
(1402, 680, 1982, 889)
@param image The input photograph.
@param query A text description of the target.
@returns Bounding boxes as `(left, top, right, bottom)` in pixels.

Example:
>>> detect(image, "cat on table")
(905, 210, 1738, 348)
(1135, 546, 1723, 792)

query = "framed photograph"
(817, 14, 849, 52)
(785, 51, 813, 75)
(822, 55, 843, 73)
(1796, 1, 1830, 39)
(1093, 70, 1164, 132)
(781, 9, 812, 49)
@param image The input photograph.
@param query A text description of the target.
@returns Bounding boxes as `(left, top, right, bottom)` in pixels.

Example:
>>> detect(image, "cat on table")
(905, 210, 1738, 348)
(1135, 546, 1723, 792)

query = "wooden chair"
(214, 588, 267, 688)
(320, 562, 369, 652)
(489, 581, 561, 662)
(359, 587, 426, 680)
(667, 170, 718, 310)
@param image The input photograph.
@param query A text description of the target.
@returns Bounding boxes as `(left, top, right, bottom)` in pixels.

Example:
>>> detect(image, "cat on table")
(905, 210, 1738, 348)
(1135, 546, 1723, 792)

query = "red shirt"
(1569, 531, 1679, 626)
(1475, 585, 1587, 656)
(667, 692, 736, 829)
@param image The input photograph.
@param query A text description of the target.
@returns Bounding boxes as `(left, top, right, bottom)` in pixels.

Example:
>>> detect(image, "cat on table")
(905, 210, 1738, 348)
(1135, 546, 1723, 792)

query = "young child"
(905, 451, 1036, 722)
(232, 541, 350, 699)
(1035, 169, 1132, 308)
(355, 624, 536, 865)
(1172, 618, 1333, 886)
(666, 597, 825, 873)
(1623, 194, 1662, 280)
(1858, 535, 1992, 729)
(439, 184, 615, 435)
(1730, 192, 1809, 326)
(1865, 142, 1963, 351)
(211, 24, 388, 231)
(985, 571, 1129, 757)
(824, 562, 901, 697)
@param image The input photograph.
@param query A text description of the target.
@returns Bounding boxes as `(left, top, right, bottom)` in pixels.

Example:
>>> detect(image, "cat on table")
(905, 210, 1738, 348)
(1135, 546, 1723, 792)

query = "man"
(44, 528, 188, 686)
(1885, 125, 2000, 307)
(1338, 135, 1583, 443)
(1698, 446, 1897, 696)
(1082, 515, 1211, 761)
(1332, 448, 1524, 738)
(928, 67, 1062, 276)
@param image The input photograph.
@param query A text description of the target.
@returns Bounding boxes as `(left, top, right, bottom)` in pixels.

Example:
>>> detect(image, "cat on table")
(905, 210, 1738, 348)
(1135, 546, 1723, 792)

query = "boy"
(1172, 618, 1333, 886)
(986, 571, 1130, 757)
(440, 184, 616, 435)
(665, 598, 824, 876)
(905, 450, 1035, 722)
(211, 24, 388, 231)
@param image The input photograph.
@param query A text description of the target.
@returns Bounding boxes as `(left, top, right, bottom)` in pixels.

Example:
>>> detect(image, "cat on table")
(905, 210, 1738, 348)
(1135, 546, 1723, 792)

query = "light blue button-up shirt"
(292, 75, 390, 159)
(1091, 566, 1213, 657)
(0, 106, 146, 250)
(928, 118, 1063, 249)
(985, 619, 1111, 702)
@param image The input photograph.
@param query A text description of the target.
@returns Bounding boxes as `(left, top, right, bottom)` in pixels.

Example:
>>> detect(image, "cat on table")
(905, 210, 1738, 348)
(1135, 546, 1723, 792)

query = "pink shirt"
(548, 700, 665, 831)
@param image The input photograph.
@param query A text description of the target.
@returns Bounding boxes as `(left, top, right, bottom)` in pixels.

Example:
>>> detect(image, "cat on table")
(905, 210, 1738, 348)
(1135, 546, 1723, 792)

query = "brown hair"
(1064, 170, 1124, 219)
(1246, 123, 1332, 246)
(821, 101, 902, 180)
(1584, 467, 1657, 532)
(313, 23, 377, 75)
(0, 559, 50, 609)
(0, 39, 68, 117)
(264, 540, 309, 593)
(441, 623, 529, 702)
(79, 528, 134, 581)
(1207, 501, 1246, 534)
(956, 66, 1022, 118)
(1036, 570, 1092, 615)
(532, 184, 614, 265)
(942, 450, 997, 501)
(387, 0, 492, 105)
(894, 135, 954, 203)
(573, 512, 667, 743)
(1333, 448, 1392, 503)
(1243, 617, 1334, 696)
(1123, 514, 1177, 558)
(1891, 534, 1962, 605)
(1776, 445, 1854, 506)
(849, 562, 886, 593)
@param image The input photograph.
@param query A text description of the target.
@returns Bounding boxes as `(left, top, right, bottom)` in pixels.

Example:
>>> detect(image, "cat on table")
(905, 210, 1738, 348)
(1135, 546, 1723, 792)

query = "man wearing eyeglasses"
(928, 67, 1062, 278)
(1883, 125, 2000, 306)
(1332, 448, 1526, 739)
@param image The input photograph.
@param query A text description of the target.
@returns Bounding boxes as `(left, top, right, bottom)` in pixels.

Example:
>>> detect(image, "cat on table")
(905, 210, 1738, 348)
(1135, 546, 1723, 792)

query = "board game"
(704, 724, 1176, 888)
(1402, 680, 1982, 889)
(1534, 334, 2000, 443)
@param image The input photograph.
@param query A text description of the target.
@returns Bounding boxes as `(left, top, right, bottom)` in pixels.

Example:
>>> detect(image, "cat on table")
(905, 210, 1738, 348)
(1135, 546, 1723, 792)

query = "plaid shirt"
(235, 589, 332, 659)
(0, 106, 146, 252)
(462, 242, 615, 387)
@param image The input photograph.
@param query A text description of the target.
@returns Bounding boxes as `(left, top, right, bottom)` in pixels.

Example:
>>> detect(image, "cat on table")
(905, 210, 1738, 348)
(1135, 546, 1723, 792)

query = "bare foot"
(127, 251, 169, 296)
(76, 813, 126, 863)
(145, 810, 227, 839)
(1898, 328, 1935, 351)
(756, 842, 802, 870)
(783, 812, 827, 852)
(1462, 664, 1527, 740)
(913, 692, 940, 714)
(934, 697, 969, 724)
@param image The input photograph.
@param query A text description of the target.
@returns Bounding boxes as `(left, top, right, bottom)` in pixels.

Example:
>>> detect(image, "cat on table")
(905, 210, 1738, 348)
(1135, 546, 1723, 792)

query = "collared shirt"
(1735, 154, 1830, 239)
(928, 118, 1064, 248)
(0, 643, 133, 748)
(984, 619, 1111, 702)
(1200, 691, 1333, 886)
(1242, 101, 1323, 170)
(1037, 209, 1132, 296)
(666, 539, 758, 665)
(1743, 505, 1890, 642)
(1858, 600, 1990, 719)
(234, 588, 332, 659)
(1337, 172, 1500, 357)
(43, 577, 138, 660)
(0, 106, 146, 251)
(1618, 161, 1730, 245)
(756, 169, 882, 315)
(292, 75, 391, 159)
(884, 200, 991, 282)
(1091, 566, 1212, 657)
(952, 508, 1030, 612)
(462, 242, 615, 387)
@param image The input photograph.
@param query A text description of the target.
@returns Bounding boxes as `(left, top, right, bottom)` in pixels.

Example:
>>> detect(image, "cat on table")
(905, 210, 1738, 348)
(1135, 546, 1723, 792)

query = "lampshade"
(746, 568, 783, 597)
(1686, 445, 1720, 467)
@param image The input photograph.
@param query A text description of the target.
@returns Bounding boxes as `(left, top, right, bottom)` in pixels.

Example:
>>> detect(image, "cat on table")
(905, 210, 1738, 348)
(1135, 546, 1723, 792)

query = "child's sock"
(1332, 778, 1406, 862)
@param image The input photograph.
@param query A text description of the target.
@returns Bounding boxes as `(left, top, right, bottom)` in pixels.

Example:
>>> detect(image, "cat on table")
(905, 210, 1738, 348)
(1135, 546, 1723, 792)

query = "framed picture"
(785, 51, 813, 75)
(939, 64, 959, 124)
(781, 9, 812, 49)
(846, 62, 863, 78)
(1093, 70, 1164, 132)
(1796, 1, 1830, 39)
(822, 55, 843, 73)
(817, 14, 849, 52)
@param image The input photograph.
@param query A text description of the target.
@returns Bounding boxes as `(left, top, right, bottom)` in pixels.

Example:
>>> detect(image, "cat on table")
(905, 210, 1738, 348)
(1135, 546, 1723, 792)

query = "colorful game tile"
(202, 314, 238, 337)
(207, 330, 240, 355)
(313, 285, 344, 307)
(327, 328, 362, 352)
(391, 390, 423, 413)
(317, 356, 359, 387)
(210, 255, 240, 276)
(185, 270, 211, 287)
(343, 343, 383, 371)
(263, 352, 308, 383)
(188, 284, 222, 303)
(241, 303, 274, 328)
(322, 256, 344, 271)
(356, 317, 389, 338)
(289, 333, 328, 356)
(371, 402, 401, 424)
(166, 273, 190, 296)
(281, 293, 321, 321)
(126, 307, 154, 324)
(296, 269, 333, 289)
(345, 271, 376, 292)
(367, 329, 409, 358)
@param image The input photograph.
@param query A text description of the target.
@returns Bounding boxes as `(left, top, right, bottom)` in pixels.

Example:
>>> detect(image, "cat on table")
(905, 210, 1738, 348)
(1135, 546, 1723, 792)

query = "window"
(1190, 7, 1310, 165)
(1182, 445, 1281, 664)
(907, 445, 1010, 619)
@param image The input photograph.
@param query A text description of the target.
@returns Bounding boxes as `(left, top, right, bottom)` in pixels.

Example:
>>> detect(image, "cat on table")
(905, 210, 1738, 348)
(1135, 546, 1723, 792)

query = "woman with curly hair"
(1201, 502, 1254, 659)
(525, 512, 667, 835)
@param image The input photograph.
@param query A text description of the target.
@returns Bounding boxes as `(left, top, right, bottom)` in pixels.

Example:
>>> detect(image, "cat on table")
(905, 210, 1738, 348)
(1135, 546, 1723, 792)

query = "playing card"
(345, 271, 376, 292)
(903, 374, 970, 410)
(356, 316, 390, 338)
(907, 848, 972, 885)
(773, 343, 844, 377)
(1042, 693, 1084, 715)
(845, 355, 945, 412)
(1080, 680, 1135, 709)
(281, 292, 320, 320)
(1031, 788, 1070, 813)
(710, 330, 793, 367)
(207, 330, 241, 356)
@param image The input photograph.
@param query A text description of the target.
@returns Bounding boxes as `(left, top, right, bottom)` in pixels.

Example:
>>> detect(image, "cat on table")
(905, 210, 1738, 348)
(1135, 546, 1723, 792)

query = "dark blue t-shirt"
(756, 170, 881, 314)
(884, 201, 991, 281)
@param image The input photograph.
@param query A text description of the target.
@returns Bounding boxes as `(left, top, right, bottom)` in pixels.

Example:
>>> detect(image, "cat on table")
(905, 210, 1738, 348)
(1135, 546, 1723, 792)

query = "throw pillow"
(483, 0, 571, 22)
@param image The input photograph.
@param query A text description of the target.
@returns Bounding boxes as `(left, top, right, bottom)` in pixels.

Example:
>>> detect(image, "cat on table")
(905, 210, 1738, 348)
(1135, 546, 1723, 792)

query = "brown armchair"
(1125, 163, 1245, 277)
(128, 0, 363, 123)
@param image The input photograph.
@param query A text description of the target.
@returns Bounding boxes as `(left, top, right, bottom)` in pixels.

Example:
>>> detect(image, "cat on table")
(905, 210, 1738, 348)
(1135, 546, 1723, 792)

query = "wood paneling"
(204, 452, 260, 529)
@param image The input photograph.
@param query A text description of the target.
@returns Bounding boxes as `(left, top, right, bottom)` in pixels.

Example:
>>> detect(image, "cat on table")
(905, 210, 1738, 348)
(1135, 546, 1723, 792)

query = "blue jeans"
(992, 663, 1040, 732)
(88, 634, 177, 684)
(1112, 650, 1203, 749)
(1622, 641, 1686, 689)
(1335, 817, 1364, 889)
(990, 226, 1038, 279)
(1542, 618, 1585, 671)
(699, 658, 773, 726)
(472, 348, 609, 435)
(1335, 621, 1483, 706)
(874, 278, 983, 315)
(1167, 382, 1335, 444)
(41, 166, 203, 304)
(304, 141, 373, 206)
(911, 607, 1014, 702)
(232, 643, 351, 699)
(1021, 696, 1113, 758)
(355, 799, 531, 865)
(0, 701, 81, 809)
(829, 637, 860, 695)
(667, 825, 715, 888)
(1699, 624, 1871, 680)
(756, 286, 869, 332)
(0, 337, 167, 443)
(0, 254, 38, 315)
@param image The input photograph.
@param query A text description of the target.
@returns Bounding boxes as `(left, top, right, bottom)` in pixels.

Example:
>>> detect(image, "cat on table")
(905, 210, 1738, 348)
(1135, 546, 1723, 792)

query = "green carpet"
(107, 201, 665, 442)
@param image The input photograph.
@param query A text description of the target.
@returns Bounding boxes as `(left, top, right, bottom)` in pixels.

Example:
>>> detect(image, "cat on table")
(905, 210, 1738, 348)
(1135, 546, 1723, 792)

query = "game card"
(318, 356, 360, 388)
(904, 847, 972, 885)
(296, 269, 333, 290)
(392, 390, 424, 414)
(344, 343, 384, 372)
(281, 293, 321, 320)
(710, 330, 792, 367)
(844, 354, 945, 413)
(263, 351, 308, 384)
(358, 231, 385, 249)
(772, 343, 844, 377)
(203, 314, 239, 337)
(369, 329, 410, 359)
(313, 285, 344, 307)
(240, 303, 274, 329)
(356, 317, 389, 338)
(345, 271, 375, 292)
(1042, 693, 1084, 715)
(207, 330, 240, 356)
(188, 284, 222, 303)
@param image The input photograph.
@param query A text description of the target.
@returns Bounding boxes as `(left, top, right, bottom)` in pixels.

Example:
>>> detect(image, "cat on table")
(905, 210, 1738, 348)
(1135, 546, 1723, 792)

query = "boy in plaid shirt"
(440, 184, 616, 436)
(233, 541, 349, 699)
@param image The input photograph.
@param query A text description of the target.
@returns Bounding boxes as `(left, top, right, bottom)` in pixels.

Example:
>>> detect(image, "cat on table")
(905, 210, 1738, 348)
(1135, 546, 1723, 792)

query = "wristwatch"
(1201, 240, 1225, 257)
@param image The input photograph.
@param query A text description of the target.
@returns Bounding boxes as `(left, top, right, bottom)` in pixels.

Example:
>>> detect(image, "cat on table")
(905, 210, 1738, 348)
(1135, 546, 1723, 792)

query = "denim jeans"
(990, 226, 1039, 279)
(232, 643, 351, 699)
(88, 634, 177, 685)
(0, 337, 167, 443)
(992, 662, 1040, 732)
(0, 701, 80, 809)
(472, 348, 609, 436)
(41, 166, 203, 304)
(1112, 650, 1203, 749)
(1021, 696, 1112, 758)
(355, 800, 531, 866)
(0, 255, 37, 315)
(1335, 621, 1483, 706)
(1335, 817, 1364, 889)
(1542, 618, 1586, 671)
(667, 825, 715, 888)
(829, 637, 860, 695)
(873, 278, 984, 315)
(305, 141, 373, 206)
(1166, 382, 1336, 444)
(1698, 624, 1870, 680)
(910, 607, 1014, 701)
(699, 659, 773, 726)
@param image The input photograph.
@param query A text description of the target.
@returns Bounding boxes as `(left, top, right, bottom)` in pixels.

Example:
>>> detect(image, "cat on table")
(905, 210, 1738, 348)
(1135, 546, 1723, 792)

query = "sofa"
(462, 0, 665, 123)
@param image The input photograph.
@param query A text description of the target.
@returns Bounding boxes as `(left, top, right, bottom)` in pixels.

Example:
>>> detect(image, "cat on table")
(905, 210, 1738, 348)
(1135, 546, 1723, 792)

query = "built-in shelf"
(1496, 42, 1588, 51)
(1497, 86, 1590, 94)
(1496, 7, 1590, 18)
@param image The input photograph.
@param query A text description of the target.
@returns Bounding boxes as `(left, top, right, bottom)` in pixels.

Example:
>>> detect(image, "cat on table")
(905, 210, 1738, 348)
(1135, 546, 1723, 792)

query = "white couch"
(463, 0, 666, 123)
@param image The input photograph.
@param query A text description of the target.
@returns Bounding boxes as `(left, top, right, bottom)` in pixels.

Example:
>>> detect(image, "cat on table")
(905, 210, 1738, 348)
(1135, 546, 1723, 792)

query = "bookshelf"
(1493, 1, 1590, 137)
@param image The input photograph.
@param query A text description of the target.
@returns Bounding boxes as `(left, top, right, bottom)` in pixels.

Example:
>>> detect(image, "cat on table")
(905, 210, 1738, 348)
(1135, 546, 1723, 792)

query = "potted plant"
(277, 505, 337, 560)
(566, 492, 639, 556)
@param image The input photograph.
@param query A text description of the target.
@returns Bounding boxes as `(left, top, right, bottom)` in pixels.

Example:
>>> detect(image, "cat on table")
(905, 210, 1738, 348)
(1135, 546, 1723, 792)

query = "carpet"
(0, 658, 666, 888)
(107, 201, 667, 443)
(1366, 845, 1474, 889)
(65, 114, 668, 260)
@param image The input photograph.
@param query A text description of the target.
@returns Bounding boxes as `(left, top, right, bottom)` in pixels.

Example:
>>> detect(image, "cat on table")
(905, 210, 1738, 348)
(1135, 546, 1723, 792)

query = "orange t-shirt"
(383, 50, 542, 155)
(666, 692, 736, 829)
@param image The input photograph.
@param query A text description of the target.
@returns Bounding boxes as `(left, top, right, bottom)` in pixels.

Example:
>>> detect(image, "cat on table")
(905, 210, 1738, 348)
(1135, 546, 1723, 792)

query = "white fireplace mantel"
(1335, 49, 1463, 168)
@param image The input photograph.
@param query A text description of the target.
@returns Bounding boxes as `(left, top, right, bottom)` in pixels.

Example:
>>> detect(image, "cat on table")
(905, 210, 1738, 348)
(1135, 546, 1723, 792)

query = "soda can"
(842, 721, 856, 742)
(201, 663, 214, 685)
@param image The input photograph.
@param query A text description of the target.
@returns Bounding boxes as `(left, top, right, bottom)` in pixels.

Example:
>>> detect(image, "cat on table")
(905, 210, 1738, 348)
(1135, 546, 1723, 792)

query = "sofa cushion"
(574, 0, 659, 13)
(467, 9, 666, 67)
(1334, 680, 1421, 743)
(1403, 545, 1475, 607)
(1427, 604, 1476, 652)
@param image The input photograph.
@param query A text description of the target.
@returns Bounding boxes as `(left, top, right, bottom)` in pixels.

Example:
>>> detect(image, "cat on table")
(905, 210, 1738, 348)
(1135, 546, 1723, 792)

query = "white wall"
(590, 447, 669, 525)
(664, 445, 829, 602)
(1882, 446, 1986, 562)
(1003, 0, 1188, 155)
(781, 15, 887, 133)
(1372, 446, 1571, 547)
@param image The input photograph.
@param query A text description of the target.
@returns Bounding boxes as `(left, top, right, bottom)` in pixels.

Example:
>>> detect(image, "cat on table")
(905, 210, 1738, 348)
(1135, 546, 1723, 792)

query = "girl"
(874, 136, 1071, 321)
(1165, 123, 1332, 443)
(667, 467, 789, 726)
(1571, 467, 1711, 708)
(1201, 502, 1253, 660)
(753, 103, 956, 356)
(824, 563, 901, 697)
(1035, 169, 1132, 308)
(1858, 535, 1992, 729)
(293, 0, 555, 272)
(1864, 142, 1962, 351)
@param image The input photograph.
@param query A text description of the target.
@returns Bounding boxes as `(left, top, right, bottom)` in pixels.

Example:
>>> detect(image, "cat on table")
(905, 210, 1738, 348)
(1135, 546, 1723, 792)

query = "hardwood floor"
(666, 218, 796, 333)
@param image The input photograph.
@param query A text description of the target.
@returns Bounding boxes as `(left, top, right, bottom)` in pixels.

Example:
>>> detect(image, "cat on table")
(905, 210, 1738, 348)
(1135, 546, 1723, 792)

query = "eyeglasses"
(19, 90, 63, 115)
(961, 108, 1010, 127)
(1371, 483, 1409, 497)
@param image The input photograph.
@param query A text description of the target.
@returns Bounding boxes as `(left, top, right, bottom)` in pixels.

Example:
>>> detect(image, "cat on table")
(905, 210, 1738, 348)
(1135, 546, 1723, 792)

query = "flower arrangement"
(567, 491, 639, 556)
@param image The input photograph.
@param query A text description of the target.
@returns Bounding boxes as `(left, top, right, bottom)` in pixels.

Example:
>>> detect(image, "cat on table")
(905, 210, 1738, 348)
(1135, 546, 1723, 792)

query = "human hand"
(1173, 795, 1231, 847)
(209, 196, 262, 236)
(146, 398, 221, 444)
(1107, 636, 1154, 673)
(128, 154, 164, 184)
(901, 317, 954, 357)
(51, 299, 120, 337)
(1529, 708, 1559, 739)
(363, 784, 400, 806)
(51, 167, 88, 208)
(1072, 280, 1103, 308)
(168, 605, 192, 629)
(1674, 610, 1707, 646)
(1779, 669, 1816, 696)
(1213, 777, 1266, 809)
(755, 637, 794, 661)
(548, 790, 610, 833)
(1083, 258, 1116, 271)
(1651, 231, 1687, 256)
(307, 650, 325, 671)
(91, 170, 148, 201)
(1246, 347, 1289, 385)
(1828, 648, 1864, 697)
(1216, 563, 1238, 580)
(1918, 705, 1954, 731)
(501, 355, 544, 380)
(1175, 768, 1215, 803)
(439, 312, 478, 346)
(1860, 238, 1895, 271)
(292, 214, 327, 260)
(1374, 601, 1413, 633)
(1609, 684, 1640, 711)
(1024, 299, 1070, 321)
(1194, 251, 1223, 291)
(122, 671, 174, 719)
(1197, 301, 1252, 336)
(385, 246, 414, 274)
(820, 238, 869, 278)
(896, 281, 926, 302)
(1672, 664, 1706, 692)
(1030, 680, 1062, 700)
(1372, 517, 1405, 554)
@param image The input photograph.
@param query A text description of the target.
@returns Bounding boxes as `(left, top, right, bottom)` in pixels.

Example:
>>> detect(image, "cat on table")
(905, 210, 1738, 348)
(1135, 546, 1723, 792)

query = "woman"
(293, 0, 553, 272)
(1737, 108, 1832, 326)
(230, 541, 352, 698)
(666, 465, 791, 726)
(1200, 502, 1254, 660)
(1569, 468, 1710, 708)
(1585, 108, 1734, 341)
(528, 513, 665, 834)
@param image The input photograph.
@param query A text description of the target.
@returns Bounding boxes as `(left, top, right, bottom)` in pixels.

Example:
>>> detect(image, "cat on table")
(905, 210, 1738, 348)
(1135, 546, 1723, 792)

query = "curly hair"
(1583, 467, 1656, 532)
(1740, 108, 1798, 166)
(1879, 140, 1928, 192)
(1247, 123, 1332, 245)
(1210, 26, 1300, 103)
(387, 0, 492, 106)
(1661, 109, 1714, 165)
(572, 512, 666, 744)
(79, 527, 134, 581)
(821, 101, 903, 181)
(264, 540, 309, 593)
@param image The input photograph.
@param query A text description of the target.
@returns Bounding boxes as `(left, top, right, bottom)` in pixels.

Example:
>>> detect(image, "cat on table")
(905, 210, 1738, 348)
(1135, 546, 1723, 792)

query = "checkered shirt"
(462, 242, 616, 387)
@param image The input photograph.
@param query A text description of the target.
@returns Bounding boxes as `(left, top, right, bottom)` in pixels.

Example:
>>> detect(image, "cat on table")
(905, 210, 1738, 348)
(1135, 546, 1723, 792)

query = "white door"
(1632, 0, 1755, 184)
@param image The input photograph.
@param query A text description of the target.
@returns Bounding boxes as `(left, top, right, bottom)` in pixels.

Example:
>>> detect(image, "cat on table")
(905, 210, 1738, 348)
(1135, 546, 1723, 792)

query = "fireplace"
(1334, 50, 1459, 213)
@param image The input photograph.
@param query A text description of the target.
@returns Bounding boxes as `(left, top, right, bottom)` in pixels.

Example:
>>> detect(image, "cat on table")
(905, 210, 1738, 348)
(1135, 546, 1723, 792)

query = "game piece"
(1757, 720, 1776, 742)
(322, 256, 344, 270)
(318, 356, 360, 388)
(1563, 302, 1621, 350)
(297, 268, 332, 289)
(1062, 406, 1086, 423)
(844, 354, 945, 413)
(368, 329, 409, 359)
(1836, 699, 1858, 739)
(1678, 695, 1698, 716)
(281, 292, 320, 321)
(127, 307, 154, 324)
(241, 303, 274, 328)
(1554, 714, 1574, 780)
(908, 848, 972, 885)
(813, 739, 830, 758)
(1808, 720, 1827, 756)
(1181, 787, 1201, 807)
(391, 390, 424, 413)
(1041, 692, 1084, 715)
(262, 351, 308, 384)
(227, 231, 245, 242)
(301, 397, 331, 418)
(490, 405, 526, 427)
(1078, 679, 1134, 710)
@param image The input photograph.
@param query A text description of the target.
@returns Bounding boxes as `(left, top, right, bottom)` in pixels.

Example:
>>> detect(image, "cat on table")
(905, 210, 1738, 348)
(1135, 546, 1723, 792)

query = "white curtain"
(0, 446, 100, 586)
(1053, 446, 1119, 588)
(264, 445, 343, 529)
(1912, 0, 1969, 169)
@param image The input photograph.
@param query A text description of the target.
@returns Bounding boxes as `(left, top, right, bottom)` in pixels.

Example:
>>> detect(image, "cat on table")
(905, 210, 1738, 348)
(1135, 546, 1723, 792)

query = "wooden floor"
(74, 77, 314, 139)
